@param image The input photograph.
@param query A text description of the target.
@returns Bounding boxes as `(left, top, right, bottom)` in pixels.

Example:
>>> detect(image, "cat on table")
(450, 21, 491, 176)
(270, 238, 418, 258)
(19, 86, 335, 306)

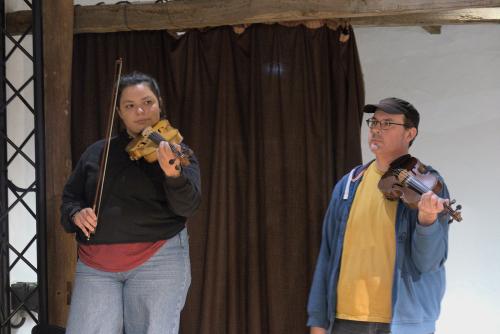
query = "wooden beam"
(349, 8, 500, 26)
(422, 25, 443, 33)
(6, 2, 500, 35)
(5, 8, 31, 34)
(71, 0, 500, 33)
(42, 0, 76, 327)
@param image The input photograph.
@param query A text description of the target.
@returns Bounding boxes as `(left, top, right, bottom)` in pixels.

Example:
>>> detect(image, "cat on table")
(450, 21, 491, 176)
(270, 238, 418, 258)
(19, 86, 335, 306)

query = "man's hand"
(418, 191, 448, 225)
(310, 327, 327, 334)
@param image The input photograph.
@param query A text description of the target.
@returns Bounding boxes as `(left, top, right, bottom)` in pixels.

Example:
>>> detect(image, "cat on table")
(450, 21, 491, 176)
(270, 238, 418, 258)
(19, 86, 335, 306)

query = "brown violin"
(378, 154, 462, 223)
(125, 119, 193, 169)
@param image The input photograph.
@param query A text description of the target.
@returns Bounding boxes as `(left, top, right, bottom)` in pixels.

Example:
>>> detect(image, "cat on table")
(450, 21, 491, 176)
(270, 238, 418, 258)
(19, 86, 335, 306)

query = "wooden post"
(42, 0, 75, 327)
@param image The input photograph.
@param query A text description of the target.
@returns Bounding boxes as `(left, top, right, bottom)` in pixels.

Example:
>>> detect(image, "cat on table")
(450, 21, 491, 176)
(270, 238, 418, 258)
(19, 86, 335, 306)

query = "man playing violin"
(61, 72, 201, 334)
(307, 97, 452, 334)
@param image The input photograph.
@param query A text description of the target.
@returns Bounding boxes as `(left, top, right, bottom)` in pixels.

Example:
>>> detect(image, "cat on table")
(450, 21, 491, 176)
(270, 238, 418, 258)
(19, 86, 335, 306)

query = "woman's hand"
(72, 207, 97, 238)
(157, 141, 181, 178)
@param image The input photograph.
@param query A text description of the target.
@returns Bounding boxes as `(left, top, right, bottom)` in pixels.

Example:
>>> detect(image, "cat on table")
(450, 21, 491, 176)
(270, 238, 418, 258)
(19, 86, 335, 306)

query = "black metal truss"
(0, 0, 47, 333)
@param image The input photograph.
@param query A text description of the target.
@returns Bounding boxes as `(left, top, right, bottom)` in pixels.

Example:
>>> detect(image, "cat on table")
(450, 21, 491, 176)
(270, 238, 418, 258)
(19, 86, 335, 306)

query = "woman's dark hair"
(117, 71, 163, 111)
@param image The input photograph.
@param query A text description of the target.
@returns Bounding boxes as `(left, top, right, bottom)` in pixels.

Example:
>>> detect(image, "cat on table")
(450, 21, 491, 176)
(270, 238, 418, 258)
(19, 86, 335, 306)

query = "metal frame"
(1, 0, 8, 332)
(0, 0, 46, 332)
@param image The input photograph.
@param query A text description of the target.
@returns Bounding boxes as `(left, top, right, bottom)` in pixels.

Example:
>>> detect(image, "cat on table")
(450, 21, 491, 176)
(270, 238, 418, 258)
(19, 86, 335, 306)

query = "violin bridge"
(141, 126, 154, 137)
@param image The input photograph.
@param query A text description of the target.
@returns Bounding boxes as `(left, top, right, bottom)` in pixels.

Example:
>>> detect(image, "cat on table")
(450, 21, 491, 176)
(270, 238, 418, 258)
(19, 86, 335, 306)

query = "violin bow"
(92, 58, 123, 223)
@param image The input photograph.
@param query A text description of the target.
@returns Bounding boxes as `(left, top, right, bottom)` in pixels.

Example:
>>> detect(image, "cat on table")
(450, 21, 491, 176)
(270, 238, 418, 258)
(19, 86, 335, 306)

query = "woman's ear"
(158, 97, 167, 118)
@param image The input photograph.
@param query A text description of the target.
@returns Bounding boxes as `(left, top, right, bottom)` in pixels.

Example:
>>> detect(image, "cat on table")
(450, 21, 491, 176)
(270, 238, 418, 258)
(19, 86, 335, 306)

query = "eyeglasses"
(366, 118, 409, 130)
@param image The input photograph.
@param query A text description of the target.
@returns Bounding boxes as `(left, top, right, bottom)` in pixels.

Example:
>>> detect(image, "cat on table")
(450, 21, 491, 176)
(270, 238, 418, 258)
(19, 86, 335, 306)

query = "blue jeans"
(66, 229, 191, 334)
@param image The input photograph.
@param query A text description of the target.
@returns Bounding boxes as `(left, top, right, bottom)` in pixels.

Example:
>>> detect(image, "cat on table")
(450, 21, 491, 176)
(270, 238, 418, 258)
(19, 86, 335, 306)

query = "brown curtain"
(71, 24, 364, 334)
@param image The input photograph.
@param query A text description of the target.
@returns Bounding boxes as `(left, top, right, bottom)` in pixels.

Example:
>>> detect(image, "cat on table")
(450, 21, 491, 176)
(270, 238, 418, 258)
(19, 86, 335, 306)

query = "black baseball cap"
(363, 97, 420, 129)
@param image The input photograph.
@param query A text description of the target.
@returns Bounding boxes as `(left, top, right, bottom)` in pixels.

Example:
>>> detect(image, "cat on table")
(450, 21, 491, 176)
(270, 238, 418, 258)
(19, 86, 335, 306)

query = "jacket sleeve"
(307, 181, 344, 329)
(411, 172, 451, 273)
(163, 145, 202, 217)
(60, 153, 89, 233)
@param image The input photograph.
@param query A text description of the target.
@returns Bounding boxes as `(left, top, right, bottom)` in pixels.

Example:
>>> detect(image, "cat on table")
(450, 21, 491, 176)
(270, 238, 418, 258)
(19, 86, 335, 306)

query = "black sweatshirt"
(60, 131, 201, 244)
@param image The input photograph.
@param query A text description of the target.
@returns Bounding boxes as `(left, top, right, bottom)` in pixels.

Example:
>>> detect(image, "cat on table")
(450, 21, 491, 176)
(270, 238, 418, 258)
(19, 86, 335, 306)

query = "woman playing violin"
(61, 72, 201, 334)
(308, 97, 454, 334)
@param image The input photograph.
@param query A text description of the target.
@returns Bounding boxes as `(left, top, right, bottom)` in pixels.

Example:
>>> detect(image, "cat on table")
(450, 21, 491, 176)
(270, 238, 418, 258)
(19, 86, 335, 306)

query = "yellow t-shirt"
(336, 162, 398, 323)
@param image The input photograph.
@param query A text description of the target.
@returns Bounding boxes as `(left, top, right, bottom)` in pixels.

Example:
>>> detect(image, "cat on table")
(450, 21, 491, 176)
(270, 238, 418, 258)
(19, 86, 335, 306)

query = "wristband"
(70, 209, 80, 224)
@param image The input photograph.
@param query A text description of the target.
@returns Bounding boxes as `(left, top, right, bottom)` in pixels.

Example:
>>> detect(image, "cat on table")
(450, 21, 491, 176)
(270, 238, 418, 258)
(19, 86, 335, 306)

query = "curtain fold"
(71, 23, 364, 334)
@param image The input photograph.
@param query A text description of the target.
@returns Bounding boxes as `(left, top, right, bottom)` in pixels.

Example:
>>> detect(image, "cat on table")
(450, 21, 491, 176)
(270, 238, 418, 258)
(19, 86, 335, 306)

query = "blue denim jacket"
(307, 162, 450, 334)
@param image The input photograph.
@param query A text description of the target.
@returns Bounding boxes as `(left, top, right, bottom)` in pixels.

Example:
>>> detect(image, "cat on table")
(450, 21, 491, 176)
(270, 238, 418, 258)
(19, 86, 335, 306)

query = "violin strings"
(396, 169, 461, 221)
(147, 132, 186, 159)
(148, 132, 164, 145)
(395, 169, 430, 195)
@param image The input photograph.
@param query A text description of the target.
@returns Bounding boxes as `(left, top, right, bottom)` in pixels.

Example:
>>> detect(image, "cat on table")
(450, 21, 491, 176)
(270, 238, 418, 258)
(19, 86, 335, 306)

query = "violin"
(125, 119, 193, 168)
(378, 154, 462, 223)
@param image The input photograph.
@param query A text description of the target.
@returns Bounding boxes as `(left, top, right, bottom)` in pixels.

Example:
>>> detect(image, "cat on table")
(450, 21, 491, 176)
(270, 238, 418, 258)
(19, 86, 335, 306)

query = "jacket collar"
(342, 160, 375, 200)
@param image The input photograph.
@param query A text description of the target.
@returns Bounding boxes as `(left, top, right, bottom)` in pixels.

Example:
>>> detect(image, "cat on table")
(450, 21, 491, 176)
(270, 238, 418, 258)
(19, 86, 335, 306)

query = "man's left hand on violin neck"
(417, 191, 449, 226)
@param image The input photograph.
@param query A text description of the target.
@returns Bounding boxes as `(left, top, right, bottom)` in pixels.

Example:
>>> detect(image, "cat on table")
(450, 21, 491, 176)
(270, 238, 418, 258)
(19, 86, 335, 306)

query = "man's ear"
(407, 127, 418, 142)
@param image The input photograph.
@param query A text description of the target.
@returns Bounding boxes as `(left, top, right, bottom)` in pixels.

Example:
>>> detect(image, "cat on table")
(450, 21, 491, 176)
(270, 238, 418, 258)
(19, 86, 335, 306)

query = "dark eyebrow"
(121, 95, 154, 104)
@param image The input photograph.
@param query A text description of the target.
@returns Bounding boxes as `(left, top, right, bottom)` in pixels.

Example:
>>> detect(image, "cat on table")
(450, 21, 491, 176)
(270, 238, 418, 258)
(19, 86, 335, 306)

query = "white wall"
(355, 24, 500, 334)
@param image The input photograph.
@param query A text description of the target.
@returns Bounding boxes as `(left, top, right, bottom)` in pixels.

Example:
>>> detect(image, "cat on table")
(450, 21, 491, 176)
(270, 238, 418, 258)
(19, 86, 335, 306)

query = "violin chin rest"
(144, 151, 158, 163)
